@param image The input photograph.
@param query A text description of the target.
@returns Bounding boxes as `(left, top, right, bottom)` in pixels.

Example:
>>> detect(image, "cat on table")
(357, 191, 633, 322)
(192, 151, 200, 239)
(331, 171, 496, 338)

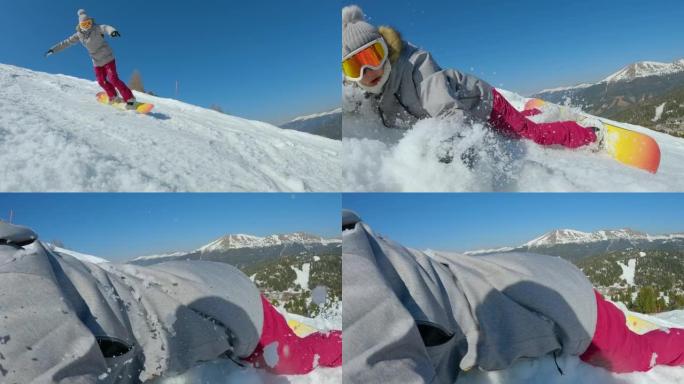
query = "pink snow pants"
(580, 290, 684, 373)
(94, 59, 134, 102)
(244, 295, 342, 374)
(489, 88, 596, 148)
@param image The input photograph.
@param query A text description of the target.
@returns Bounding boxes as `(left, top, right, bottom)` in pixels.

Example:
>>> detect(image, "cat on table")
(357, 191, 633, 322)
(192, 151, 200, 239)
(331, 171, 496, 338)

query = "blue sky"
(0, 194, 340, 261)
(350, 0, 684, 95)
(343, 193, 684, 252)
(0, 1, 339, 124)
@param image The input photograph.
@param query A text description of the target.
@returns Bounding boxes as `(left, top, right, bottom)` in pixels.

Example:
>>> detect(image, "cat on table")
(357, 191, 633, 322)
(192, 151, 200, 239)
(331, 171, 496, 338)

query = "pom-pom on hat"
(77, 9, 91, 23)
(342, 5, 381, 59)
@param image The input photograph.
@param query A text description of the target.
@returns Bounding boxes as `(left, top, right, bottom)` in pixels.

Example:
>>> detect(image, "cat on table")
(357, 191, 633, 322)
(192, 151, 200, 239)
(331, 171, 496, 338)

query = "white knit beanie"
(342, 5, 381, 60)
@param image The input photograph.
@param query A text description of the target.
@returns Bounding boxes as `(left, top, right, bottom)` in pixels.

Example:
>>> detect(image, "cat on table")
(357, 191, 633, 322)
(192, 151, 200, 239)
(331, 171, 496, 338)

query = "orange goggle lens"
(80, 20, 93, 29)
(342, 41, 387, 80)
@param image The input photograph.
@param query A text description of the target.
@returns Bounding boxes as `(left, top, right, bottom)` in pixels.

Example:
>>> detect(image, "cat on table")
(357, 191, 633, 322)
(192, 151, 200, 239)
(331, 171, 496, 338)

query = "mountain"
(533, 59, 684, 136)
(130, 231, 341, 269)
(129, 232, 342, 319)
(467, 228, 684, 262)
(466, 228, 684, 314)
(281, 108, 342, 140)
(0, 63, 341, 192)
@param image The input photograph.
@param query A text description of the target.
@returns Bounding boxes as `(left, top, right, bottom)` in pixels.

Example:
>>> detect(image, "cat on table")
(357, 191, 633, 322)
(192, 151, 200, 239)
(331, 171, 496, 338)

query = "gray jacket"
(342, 211, 597, 383)
(0, 222, 263, 383)
(366, 27, 494, 129)
(50, 23, 118, 67)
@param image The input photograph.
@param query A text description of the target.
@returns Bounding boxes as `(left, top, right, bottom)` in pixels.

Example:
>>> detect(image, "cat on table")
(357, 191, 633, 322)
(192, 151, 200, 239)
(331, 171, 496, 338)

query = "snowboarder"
(0, 221, 341, 383)
(343, 210, 684, 383)
(45, 9, 137, 109)
(341, 5, 600, 150)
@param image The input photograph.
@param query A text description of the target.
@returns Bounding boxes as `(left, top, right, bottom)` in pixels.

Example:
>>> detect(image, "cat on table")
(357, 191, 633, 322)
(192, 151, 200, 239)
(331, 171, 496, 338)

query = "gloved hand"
(44, 49, 54, 58)
(110, 31, 120, 38)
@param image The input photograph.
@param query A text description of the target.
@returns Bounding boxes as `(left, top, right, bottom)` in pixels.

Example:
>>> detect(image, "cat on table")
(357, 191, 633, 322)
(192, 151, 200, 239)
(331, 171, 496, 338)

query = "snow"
(639, 252, 647, 257)
(292, 263, 310, 291)
(53, 246, 109, 264)
(0, 63, 341, 192)
(618, 259, 637, 285)
(653, 102, 666, 122)
(456, 309, 684, 384)
(343, 85, 684, 191)
(537, 82, 593, 94)
(287, 108, 342, 123)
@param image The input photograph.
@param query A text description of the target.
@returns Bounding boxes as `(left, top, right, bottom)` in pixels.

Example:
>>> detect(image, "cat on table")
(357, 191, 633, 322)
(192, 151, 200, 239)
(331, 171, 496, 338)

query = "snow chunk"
(263, 342, 280, 368)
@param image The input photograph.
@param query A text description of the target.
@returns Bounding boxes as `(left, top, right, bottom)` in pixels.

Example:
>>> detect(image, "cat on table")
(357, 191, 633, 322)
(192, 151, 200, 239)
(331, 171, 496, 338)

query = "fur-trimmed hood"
(378, 26, 403, 64)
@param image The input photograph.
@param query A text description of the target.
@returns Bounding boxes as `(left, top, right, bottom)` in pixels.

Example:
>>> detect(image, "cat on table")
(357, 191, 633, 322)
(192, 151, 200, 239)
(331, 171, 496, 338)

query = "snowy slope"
(343, 85, 684, 192)
(456, 309, 684, 384)
(0, 64, 341, 192)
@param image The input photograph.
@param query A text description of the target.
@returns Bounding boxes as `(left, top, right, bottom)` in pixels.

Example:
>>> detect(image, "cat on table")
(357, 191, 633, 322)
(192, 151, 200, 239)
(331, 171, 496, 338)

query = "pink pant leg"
(103, 60, 135, 102)
(244, 294, 342, 375)
(94, 65, 117, 99)
(488, 88, 596, 148)
(580, 290, 684, 372)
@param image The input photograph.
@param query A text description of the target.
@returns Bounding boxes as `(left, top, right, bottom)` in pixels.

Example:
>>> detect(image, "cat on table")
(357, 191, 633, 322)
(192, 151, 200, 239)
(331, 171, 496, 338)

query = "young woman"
(342, 5, 599, 149)
(343, 210, 684, 383)
(0, 221, 341, 383)
(46, 9, 136, 108)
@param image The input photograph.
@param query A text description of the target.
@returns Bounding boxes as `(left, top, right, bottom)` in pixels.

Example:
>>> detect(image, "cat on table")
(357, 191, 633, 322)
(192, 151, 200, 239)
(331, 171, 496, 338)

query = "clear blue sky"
(0, 1, 339, 124)
(0, 193, 340, 261)
(350, 0, 684, 95)
(343, 193, 684, 252)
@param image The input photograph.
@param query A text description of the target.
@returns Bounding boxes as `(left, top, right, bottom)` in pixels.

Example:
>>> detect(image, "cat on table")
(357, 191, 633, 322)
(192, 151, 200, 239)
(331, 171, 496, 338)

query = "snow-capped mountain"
(281, 108, 342, 140)
(602, 59, 684, 83)
(130, 232, 341, 268)
(523, 228, 649, 247)
(0, 63, 341, 192)
(198, 232, 340, 253)
(467, 228, 684, 262)
(532, 58, 684, 135)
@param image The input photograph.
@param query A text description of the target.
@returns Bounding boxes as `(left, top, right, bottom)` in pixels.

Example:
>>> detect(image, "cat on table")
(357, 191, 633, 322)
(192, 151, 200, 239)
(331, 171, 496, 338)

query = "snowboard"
(523, 98, 661, 174)
(96, 92, 154, 114)
(287, 318, 318, 337)
(625, 313, 664, 335)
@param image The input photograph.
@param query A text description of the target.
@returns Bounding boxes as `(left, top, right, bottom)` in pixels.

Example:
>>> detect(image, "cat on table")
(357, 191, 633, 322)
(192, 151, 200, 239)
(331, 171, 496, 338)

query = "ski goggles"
(342, 38, 388, 81)
(79, 19, 93, 30)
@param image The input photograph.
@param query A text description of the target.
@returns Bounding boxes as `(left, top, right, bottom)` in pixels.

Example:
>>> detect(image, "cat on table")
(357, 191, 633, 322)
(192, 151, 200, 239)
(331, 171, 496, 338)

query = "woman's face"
(360, 67, 385, 87)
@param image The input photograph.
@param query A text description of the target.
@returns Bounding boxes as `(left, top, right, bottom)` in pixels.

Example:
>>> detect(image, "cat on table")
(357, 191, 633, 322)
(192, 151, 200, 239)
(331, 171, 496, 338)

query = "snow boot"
(125, 98, 137, 110)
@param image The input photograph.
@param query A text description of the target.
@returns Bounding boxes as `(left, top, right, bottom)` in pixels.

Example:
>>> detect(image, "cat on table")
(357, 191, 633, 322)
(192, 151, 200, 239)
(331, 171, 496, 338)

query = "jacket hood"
(0, 221, 38, 246)
(379, 26, 403, 64)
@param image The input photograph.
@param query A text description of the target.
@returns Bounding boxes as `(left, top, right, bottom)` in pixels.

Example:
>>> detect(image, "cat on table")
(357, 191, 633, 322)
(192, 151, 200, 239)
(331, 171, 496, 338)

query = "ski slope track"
(0, 64, 341, 192)
(343, 86, 684, 192)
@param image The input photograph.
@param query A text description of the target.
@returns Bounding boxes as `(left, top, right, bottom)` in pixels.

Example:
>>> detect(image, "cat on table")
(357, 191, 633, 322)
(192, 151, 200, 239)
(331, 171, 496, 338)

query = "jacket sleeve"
(411, 50, 493, 122)
(50, 33, 80, 54)
(99, 24, 118, 35)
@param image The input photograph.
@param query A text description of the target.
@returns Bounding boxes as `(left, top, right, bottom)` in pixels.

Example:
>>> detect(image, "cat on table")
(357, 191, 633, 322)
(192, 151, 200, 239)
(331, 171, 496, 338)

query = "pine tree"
(129, 70, 145, 93)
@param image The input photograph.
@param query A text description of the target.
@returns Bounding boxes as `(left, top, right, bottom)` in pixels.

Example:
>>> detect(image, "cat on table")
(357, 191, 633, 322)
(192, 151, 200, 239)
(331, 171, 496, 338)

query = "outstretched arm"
(411, 49, 493, 122)
(47, 33, 79, 56)
(99, 24, 119, 37)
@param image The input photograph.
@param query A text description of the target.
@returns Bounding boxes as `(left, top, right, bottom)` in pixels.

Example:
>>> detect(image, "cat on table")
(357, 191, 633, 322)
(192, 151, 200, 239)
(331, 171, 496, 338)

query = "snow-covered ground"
(0, 63, 341, 191)
(456, 309, 684, 384)
(619, 259, 637, 286)
(343, 86, 684, 191)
